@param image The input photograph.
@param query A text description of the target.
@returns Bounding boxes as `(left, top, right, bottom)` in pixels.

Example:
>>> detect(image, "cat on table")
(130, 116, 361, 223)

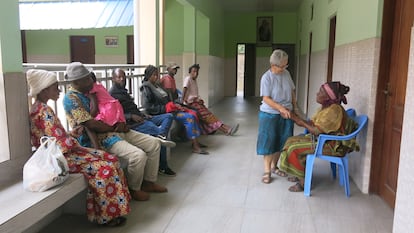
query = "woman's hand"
(70, 125, 84, 138)
(279, 107, 291, 119)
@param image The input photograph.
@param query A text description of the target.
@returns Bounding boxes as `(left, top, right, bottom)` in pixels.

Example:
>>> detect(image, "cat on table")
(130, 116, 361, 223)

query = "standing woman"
(26, 69, 130, 227)
(257, 49, 296, 184)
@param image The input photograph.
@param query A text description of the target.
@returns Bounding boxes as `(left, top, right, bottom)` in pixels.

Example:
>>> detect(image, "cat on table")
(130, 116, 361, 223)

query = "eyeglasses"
(273, 64, 289, 69)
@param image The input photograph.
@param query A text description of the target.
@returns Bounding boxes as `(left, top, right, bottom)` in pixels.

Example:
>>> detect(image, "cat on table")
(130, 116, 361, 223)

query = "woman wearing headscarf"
(26, 69, 130, 227)
(279, 81, 359, 192)
(140, 65, 208, 154)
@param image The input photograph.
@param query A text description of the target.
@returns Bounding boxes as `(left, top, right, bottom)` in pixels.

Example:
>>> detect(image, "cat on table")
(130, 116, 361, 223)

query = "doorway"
(272, 44, 296, 84)
(127, 35, 134, 64)
(237, 43, 256, 97)
(327, 15, 336, 82)
(21, 30, 27, 63)
(370, 0, 413, 209)
(306, 32, 313, 114)
(70, 36, 95, 64)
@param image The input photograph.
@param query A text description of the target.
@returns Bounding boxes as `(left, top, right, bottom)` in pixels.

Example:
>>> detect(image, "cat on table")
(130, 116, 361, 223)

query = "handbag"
(23, 136, 70, 192)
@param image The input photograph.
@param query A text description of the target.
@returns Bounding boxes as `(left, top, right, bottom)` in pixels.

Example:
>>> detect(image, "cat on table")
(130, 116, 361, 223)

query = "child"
(89, 72, 126, 125)
(87, 72, 126, 148)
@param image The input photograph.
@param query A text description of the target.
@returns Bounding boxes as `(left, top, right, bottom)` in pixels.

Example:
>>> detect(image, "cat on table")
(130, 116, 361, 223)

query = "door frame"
(369, 0, 394, 194)
(243, 43, 256, 98)
(369, 0, 411, 209)
(69, 35, 95, 64)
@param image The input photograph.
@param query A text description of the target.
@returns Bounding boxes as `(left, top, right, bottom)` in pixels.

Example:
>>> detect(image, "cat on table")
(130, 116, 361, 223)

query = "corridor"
(40, 97, 394, 233)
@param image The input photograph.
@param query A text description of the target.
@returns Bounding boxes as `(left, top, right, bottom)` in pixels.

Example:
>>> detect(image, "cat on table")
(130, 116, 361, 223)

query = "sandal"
(287, 176, 299, 182)
(104, 216, 127, 227)
(272, 168, 288, 177)
(262, 172, 271, 184)
(192, 142, 208, 148)
(192, 149, 209, 155)
(288, 182, 304, 192)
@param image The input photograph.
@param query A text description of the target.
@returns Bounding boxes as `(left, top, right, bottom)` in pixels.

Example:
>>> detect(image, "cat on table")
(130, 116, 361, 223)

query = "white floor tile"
(38, 97, 394, 233)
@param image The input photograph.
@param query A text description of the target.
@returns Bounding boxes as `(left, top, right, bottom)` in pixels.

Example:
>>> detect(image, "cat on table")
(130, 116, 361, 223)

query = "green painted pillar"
(0, 0, 31, 165)
(0, 0, 23, 72)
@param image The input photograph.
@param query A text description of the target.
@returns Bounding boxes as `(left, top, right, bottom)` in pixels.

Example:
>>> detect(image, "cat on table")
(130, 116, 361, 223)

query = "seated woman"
(140, 65, 208, 155)
(279, 81, 358, 192)
(26, 69, 130, 227)
(182, 64, 239, 136)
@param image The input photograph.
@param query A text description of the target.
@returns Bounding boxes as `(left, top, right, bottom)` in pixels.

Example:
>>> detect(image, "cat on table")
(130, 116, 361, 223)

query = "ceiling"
(19, 0, 304, 13)
(216, 0, 303, 12)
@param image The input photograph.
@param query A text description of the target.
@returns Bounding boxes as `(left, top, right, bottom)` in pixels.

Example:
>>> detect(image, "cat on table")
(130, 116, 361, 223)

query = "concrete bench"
(0, 174, 87, 233)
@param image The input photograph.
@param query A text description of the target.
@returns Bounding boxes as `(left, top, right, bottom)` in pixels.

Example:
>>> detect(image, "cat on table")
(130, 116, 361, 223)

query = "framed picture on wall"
(105, 36, 118, 47)
(256, 16, 273, 46)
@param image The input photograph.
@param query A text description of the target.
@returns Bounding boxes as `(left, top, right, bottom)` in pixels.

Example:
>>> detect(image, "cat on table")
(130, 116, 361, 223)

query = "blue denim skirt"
(256, 111, 293, 155)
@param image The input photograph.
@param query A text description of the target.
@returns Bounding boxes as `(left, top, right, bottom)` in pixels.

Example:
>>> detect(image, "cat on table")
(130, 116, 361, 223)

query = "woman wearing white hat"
(26, 69, 130, 227)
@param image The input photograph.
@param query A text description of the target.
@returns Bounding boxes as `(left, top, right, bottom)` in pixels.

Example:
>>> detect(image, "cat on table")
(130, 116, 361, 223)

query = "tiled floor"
(39, 97, 394, 233)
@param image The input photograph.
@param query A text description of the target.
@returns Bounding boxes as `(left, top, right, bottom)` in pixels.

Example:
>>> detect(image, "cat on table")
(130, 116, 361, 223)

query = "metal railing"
(24, 63, 166, 130)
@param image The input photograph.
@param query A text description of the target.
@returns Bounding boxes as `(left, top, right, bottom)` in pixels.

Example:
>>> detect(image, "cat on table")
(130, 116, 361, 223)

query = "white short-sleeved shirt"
(259, 69, 295, 114)
(183, 76, 199, 104)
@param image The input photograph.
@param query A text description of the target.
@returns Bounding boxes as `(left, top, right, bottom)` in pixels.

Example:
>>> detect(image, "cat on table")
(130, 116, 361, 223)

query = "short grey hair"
(269, 49, 288, 66)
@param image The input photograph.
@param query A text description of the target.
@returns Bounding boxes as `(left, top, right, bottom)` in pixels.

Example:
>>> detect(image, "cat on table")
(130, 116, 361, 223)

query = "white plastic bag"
(23, 136, 70, 192)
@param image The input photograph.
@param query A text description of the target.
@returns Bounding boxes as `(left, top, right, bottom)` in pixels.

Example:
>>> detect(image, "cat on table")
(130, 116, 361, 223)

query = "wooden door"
(127, 35, 134, 64)
(21, 30, 27, 63)
(371, 0, 413, 208)
(306, 32, 313, 114)
(272, 44, 296, 84)
(243, 44, 256, 97)
(70, 36, 95, 64)
(327, 16, 336, 82)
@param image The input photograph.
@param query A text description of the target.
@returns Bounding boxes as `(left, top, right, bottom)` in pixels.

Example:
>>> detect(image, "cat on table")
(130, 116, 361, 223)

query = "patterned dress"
(183, 76, 223, 134)
(29, 101, 130, 224)
(279, 104, 359, 178)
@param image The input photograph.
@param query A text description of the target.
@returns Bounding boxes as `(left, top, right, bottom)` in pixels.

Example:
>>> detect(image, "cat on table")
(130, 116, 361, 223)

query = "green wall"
(298, 0, 383, 54)
(223, 12, 298, 58)
(164, 0, 224, 57)
(0, 0, 22, 72)
(25, 26, 133, 57)
(196, 11, 209, 55)
(164, 0, 185, 55)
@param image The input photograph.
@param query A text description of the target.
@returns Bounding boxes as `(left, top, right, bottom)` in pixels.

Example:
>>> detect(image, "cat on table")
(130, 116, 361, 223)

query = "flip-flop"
(228, 123, 239, 136)
(193, 149, 209, 155)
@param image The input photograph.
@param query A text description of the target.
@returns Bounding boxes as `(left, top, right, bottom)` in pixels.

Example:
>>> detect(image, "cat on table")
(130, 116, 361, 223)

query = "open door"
(243, 44, 256, 97)
(327, 16, 336, 82)
(21, 30, 27, 63)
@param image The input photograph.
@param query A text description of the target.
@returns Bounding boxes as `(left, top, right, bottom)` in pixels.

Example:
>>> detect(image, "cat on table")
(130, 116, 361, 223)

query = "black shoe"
(158, 167, 177, 177)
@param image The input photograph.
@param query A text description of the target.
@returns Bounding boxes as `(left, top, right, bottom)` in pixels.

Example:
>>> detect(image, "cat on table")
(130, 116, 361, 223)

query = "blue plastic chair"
(303, 113, 368, 197)
(330, 108, 356, 179)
